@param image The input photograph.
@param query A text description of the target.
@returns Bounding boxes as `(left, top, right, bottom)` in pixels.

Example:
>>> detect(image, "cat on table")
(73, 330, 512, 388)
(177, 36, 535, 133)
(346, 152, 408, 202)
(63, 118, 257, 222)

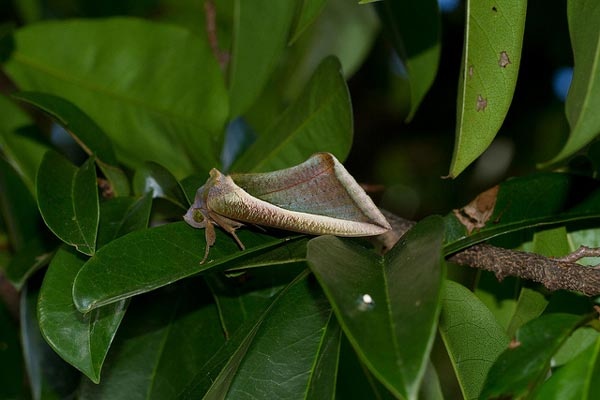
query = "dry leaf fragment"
(476, 95, 488, 111)
(453, 185, 499, 234)
(499, 51, 511, 68)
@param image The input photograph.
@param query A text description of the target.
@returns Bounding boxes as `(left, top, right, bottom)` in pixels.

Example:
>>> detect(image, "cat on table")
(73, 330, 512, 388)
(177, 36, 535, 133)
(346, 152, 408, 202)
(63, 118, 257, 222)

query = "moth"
(184, 152, 392, 263)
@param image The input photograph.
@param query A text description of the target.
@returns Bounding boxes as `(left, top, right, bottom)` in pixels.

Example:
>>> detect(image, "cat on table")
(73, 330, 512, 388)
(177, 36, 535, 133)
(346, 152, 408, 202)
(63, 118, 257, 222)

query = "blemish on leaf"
(492, 6, 498, 12)
(508, 339, 521, 349)
(498, 51, 511, 68)
(97, 178, 114, 199)
(468, 65, 474, 77)
(453, 185, 499, 234)
(476, 95, 488, 112)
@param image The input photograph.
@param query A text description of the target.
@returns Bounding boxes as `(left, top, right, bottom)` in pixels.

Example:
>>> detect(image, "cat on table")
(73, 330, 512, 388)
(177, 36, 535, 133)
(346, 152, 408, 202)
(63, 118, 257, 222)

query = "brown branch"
(204, 0, 229, 70)
(381, 213, 600, 296)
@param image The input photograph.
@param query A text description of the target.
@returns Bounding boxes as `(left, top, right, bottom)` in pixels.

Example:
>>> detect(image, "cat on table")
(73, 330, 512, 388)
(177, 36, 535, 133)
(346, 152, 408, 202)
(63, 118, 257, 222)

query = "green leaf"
(38, 247, 126, 383)
(0, 156, 38, 250)
(534, 337, 600, 400)
(228, 0, 296, 118)
(288, 0, 328, 44)
(439, 280, 510, 400)
(449, 0, 527, 177)
(0, 94, 49, 192)
(553, 327, 600, 366)
(72, 221, 304, 312)
(206, 262, 305, 338)
(480, 313, 589, 399)
(3, 18, 228, 178)
(233, 56, 353, 172)
(375, 0, 440, 121)
(201, 271, 339, 399)
(78, 277, 225, 399)
(307, 216, 445, 400)
(5, 236, 55, 290)
(96, 194, 153, 248)
(444, 172, 600, 254)
(20, 282, 81, 400)
(545, 0, 600, 165)
(36, 151, 99, 255)
(12, 91, 130, 196)
(132, 162, 190, 209)
(0, 301, 25, 400)
(506, 288, 548, 338)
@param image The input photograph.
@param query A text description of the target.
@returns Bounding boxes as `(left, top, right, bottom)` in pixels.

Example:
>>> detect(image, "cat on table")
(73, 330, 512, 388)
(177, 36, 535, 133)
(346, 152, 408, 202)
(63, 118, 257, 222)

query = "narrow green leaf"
(78, 277, 225, 400)
(232, 56, 353, 172)
(36, 151, 99, 255)
(96, 194, 153, 248)
(288, 0, 328, 44)
(38, 247, 126, 383)
(3, 18, 228, 177)
(0, 156, 38, 250)
(439, 280, 510, 400)
(449, 0, 527, 177)
(534, 337, 600, 399)
(72, 221, 304, 312)
(308, 216, 445, 400)
(202, 271, 338, 399)
(5, 237, 55, 290)
(306, 315, 342, 400)
(480, 313, 589, 399)
(12, 91, 130, 196)
(444, 172, 600, 254)
(0, 94, 49, 193)
(0, 301, 25, 400)
(207, 262, 305, 338)
(553, 327, 600, 367)
(506, 288, 548, 338)
(132, 161, 190, 209)
(545, 0, 600, 165)
(375, 0, 440, 121)
(20, 282, 80, 400)
(228, 0, 296, 118)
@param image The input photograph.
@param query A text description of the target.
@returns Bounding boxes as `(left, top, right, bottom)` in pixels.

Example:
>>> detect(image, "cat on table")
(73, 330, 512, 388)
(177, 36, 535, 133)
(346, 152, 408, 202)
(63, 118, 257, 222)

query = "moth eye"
(192, 209, 205, 223)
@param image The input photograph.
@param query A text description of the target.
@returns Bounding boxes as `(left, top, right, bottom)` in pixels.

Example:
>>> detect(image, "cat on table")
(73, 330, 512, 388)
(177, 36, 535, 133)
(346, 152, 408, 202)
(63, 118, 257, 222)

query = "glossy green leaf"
(207, 262, 305, 338)
(20, 282, 80, 400)
(546, 0, 600, 165)
(5, 236, 55, 290)
(72, 221, 304, 312)
(3, 18, 228, 177)
(376, 0, 440, 121)
(480, 313, 588, 399)
(439, 280, 510, 400)
(336, 336, 397, 400)
(553, 327, 600, 367)
(281, 0, 379, 101)
(0, 156, 38, 250)
(201, 271, 339, 399)
(289, 0, 328, 43)
(36, 151, 99, 255)
(96, 194, 153, 248)
(0, 94, 49, 192)
(13, 91, 130, 196)
(449, 0, 527, 177)
(132, 161, 190, 209)
(228, 0, 296, 118)
(233, 56, 353, 172)
(38, 247, 126, 383)
(444, 172, 600, 254)
(506, 288, 548, 337)
(0, 301, 24, 400)
(308, 216, 445, 400)
(534, 337, 600, 400)
(79, 277, 225, 399)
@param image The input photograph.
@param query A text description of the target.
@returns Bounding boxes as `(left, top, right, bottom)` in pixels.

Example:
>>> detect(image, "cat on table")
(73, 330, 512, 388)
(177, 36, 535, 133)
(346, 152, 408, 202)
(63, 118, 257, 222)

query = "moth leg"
(200, 221, 217, 264)
(210, 212, 246, 251)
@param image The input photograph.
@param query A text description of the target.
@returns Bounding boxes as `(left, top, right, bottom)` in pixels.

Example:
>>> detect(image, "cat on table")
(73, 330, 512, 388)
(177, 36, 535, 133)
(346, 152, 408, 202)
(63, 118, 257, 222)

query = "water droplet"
(357, 293, 375, 311)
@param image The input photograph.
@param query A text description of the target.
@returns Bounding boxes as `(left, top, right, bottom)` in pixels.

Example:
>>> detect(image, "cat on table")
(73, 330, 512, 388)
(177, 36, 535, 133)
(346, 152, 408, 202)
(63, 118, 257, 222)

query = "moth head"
(184, 207, 207, 228)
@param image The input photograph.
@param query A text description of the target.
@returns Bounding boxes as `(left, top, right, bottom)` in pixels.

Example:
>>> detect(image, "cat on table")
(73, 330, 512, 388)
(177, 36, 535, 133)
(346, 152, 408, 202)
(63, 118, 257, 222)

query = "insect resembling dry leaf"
(453, 185, 499, 234)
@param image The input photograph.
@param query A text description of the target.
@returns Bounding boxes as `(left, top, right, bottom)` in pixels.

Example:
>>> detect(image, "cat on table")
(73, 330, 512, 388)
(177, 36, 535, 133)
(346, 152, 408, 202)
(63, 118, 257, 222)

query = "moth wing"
(230, 153, 391, 231)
